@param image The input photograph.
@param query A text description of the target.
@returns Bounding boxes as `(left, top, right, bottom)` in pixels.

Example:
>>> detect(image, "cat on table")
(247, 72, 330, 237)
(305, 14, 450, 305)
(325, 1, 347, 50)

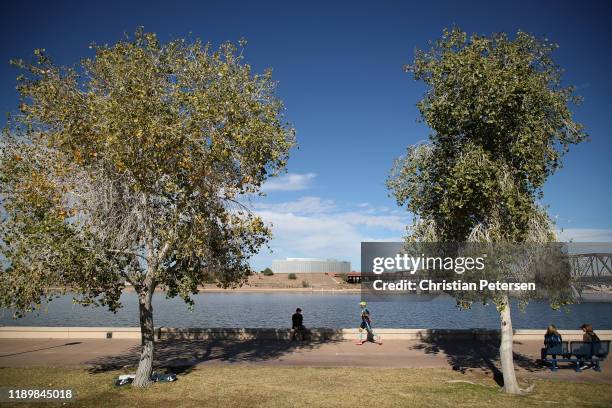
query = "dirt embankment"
(120, 273, 361, 293)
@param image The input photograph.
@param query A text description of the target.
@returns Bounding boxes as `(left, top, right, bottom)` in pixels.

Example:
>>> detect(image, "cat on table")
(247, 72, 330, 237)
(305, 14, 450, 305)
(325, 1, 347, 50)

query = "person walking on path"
(356, 301, 382, 345)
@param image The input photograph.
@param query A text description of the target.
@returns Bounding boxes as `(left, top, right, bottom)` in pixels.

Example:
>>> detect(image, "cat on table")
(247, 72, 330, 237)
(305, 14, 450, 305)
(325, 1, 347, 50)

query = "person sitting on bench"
(581, 323, 600, 342)
(580, 323, 600, 370)
(541, 324, 562, 361)
(291, 308, 306, 340)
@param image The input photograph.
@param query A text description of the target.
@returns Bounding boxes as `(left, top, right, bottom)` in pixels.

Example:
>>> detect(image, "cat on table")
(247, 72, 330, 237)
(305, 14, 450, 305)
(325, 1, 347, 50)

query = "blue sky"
(2, 0, 611, 270)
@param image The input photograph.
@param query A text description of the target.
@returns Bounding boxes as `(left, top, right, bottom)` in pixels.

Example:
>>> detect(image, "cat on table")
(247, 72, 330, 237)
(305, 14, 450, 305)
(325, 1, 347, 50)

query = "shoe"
(579, 364, 589, 370)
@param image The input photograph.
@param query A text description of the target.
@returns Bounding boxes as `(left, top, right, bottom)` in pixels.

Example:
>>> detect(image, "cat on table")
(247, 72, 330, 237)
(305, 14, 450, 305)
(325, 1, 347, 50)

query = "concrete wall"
(1, 326, 611, 341)
(272, 259, 351, 274)
(0, 326, 141, 339)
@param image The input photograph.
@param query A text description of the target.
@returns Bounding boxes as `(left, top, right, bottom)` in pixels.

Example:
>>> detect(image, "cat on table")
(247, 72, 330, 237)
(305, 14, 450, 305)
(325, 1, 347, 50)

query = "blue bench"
(543, 341, 610, 372)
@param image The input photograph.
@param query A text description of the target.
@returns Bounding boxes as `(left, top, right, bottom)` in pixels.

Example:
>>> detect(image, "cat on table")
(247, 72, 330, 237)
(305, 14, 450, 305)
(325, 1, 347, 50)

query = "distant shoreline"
(51, 272, 364, 294)
(44, 286, 362, 294)
(123, 286, 363, 294)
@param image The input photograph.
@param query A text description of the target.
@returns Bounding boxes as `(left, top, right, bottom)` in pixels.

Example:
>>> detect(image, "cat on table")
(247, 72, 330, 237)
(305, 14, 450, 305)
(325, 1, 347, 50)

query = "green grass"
(0, 366, 610, 407)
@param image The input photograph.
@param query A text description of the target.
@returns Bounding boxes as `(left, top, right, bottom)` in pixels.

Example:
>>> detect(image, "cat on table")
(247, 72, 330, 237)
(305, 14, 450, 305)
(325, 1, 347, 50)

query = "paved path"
(0, 338, 610, 384)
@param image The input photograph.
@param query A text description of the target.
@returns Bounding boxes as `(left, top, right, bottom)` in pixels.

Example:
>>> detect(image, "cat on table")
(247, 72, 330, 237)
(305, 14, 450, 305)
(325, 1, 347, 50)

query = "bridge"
(568, 253, 612, 301)
(569, 253, 612, 284)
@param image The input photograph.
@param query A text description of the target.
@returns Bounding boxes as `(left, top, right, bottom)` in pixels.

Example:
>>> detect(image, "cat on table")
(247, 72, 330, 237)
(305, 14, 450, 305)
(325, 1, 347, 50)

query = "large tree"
(0, 29, 294, 387)
(388, 28, 585, 394)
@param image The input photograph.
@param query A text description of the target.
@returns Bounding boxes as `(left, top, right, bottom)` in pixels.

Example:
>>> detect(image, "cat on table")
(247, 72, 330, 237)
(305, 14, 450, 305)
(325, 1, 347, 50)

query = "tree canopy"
(388, 27, 586, 394)
(388, 27, 586, 243)
(0, 28, 294, 386)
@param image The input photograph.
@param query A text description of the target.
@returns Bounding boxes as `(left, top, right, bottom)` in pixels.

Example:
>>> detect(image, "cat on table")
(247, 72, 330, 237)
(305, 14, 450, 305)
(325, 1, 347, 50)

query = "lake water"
(2, 292, 611, 329)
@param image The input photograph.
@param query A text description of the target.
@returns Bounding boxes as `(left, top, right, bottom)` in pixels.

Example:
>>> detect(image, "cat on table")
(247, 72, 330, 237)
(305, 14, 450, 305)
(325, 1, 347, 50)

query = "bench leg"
(594, 361, 601, 372)
(575, 360, 582, 372)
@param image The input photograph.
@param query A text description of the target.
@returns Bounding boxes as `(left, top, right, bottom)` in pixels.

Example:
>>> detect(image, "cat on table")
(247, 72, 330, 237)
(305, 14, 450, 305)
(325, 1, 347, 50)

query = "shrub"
(301, 280, 310, 288)
(337, 273, 348, 282)
(288, 273, 297, 280)
(262, 268, 274, 276)
(203, 274, 216, 284)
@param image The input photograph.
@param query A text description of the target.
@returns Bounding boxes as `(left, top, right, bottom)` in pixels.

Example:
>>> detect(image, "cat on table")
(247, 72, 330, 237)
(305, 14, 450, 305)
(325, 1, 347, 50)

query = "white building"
(271, 258, 351, 274)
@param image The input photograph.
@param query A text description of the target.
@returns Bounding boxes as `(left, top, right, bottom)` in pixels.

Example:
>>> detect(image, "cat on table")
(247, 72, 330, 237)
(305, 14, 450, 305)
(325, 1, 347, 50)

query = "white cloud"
(557, 228, 612, 242)
(249, 198, 612, 271)
(253, 196, 335, 214)
(249, 199, 612, 271)
(262, 173, 317, 192)
(334, 212, 407, 231)
(249, 196, 409, 271)
(257, 210, 361, 256)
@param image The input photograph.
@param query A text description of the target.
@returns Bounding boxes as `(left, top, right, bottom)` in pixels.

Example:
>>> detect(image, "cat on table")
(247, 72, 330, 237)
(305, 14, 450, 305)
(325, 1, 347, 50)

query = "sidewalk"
(1, 338, 610, 384)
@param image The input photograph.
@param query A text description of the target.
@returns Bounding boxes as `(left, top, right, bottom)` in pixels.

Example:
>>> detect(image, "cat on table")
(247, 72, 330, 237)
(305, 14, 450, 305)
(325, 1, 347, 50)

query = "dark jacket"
(583, 331, 600, 342)
(544, 333, 562, 347)
(292, 313, 303, 328)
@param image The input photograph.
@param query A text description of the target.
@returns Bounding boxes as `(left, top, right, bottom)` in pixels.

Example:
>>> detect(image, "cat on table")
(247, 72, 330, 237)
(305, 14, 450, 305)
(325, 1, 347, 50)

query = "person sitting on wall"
(541, 324, 563, 362)
(291, 308, 306, 341)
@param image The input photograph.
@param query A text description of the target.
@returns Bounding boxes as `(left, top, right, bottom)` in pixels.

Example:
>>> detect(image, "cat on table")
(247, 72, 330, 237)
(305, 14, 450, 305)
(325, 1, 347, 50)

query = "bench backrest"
(592, 340, 610, 358)
(570, 341, 610, 358)
(570, 341, 593, 358)
(546, 341, 567, 355)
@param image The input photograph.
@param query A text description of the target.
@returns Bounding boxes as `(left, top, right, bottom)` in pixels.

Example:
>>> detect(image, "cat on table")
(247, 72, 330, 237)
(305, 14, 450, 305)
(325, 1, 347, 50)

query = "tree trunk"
(499, 293, 521, 394)
(133, 289, 154, 388)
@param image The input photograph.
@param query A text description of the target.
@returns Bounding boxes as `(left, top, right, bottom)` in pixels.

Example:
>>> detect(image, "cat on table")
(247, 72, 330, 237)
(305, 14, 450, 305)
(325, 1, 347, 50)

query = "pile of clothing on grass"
(115, 371, 177, 386)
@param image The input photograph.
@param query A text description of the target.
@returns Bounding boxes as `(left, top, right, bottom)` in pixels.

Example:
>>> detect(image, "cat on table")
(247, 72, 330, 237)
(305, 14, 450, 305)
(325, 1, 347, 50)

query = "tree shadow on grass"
(410, 331, 541, 386)
(86, 336, 341, 376)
